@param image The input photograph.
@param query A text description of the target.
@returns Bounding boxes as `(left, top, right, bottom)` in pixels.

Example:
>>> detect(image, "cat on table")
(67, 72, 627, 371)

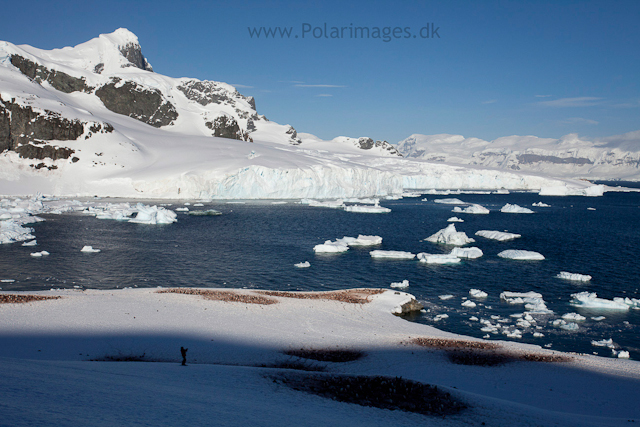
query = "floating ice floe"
(613, 297, 640, 310)
(370, 250, 416, 259)
(439, 294, 454, 300)
(175, 207, 189, 212)
(313, 240, 349, 253)
(557, 271, 592, 282)
(450, 247, 483, 259)
(343, 198, 380, 204)
(461, 300, 476, 308)
(425, 224, 474, 246)
(570, 292, 630, 310)
(188, 209, 222, 216)
(532, 202, 551, 207)
(587, 207, 596, 211)
(433, 314, 449, 321)
(301, 199, 345, 209)
(417, 253, 461, 264)
(335, 235, 382, 247)
(498, 250, 545, 260)
(390, 280, 410, 289)
(22, 240, 37, 246)
(501, 203, 534, 214)
(591, 338, 615, 348)
(30, 251, 50, 257)
(616, 351, 630, 359)
(1, 279, 15, 283)
(0, 220, 36, 244)
(469, 289, 488, 298)
(500, 291, 552, 313)
(447, 217, 464, 222)
(81, 246, 101, 253)
(294, 261, 311, 268)
(434, 198, 466, 205)
(591, 316, 606, 321)
(469, 316, 479, 321)
(562, 313, 586, 321)
(193, 203, 204, 207)
(452, 204, 490, 214)
(344, 204, 391, 213)
(128, 204, 177, 225)
(402, 192, 422, 198)
(552, 319, 579, 331)
(475, 230, 521, 241)
(533, 332, 545, 338)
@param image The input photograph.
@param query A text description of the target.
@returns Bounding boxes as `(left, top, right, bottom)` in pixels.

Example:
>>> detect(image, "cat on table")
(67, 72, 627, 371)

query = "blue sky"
(2, 0, 638, 143)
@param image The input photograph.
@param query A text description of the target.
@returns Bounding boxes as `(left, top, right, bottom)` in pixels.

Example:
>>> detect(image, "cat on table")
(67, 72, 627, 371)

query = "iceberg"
(556, 271, 592, 282)
(128, 204, 177, 225)
(570, 292, 630, 310)
(469, 289, 488, 298)
(500, 204, 534, 214)
(81, 246, 101, 253)
(439, 294, 454, 300)
(337, 235, 383, 246)
(425, 224, 474, 246)
(500, 291, 552, 313)
(369, 250, 416, 259)
(447, 217, 464, 222)
(390, 280, 410, 289)
(498, 250, 545, 260)
(30, 251, 50, 257)
(313, 240, 349, 253)
(613, 297, 640, 310)
(434, 198, 466, 205)
(417, 253, 461, 264)
(343, 204, 391, 213)
(538, 184, 605, 197)
(433, 314, 449, 321)
(302, 199, 345, 209)
(461, 300, 476, 308)
(452, 204, 490, 214)
(561, 313, 586, 321)
(188, 209, 222, 216)
(294, 261, 311, 268)
(617, 351, 630, 359)
(22, 240, 37, 246)
(532, 202, 551, 207)
(475, 230, 521, 241)
(450, 247, 483, 259)
(0, 220, 35, 244)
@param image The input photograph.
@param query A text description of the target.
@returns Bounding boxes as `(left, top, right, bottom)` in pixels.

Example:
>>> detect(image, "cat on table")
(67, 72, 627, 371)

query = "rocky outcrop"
(95, 78, 178, 127)
(118, 42, 153, 71)
(10, 55, 92, 93)
(395, 298, 424, 315)
(355, 137, 402, 156)
(0, 98, 112, 161)
(206, 115, 252, 141)
(286, 125, 302, 145)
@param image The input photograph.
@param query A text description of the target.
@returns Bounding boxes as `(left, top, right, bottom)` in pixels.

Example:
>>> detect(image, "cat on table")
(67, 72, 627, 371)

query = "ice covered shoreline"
(1, 287, 639, 426)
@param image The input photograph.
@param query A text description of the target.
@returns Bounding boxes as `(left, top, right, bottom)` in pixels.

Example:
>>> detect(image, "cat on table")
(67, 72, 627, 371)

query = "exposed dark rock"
(205, 115, 251, 141)
(375, 140, 403, 156)
(286, 125, 302, 145)
(177, 81, 234, 106)
(94, 63, 105, 74)
(95, 79, 178, 127)
(357, 137, 375, 150)
(394, 298, 424, 315)
(247, 96, 256, 110)
(10, 55, 92, 93)
(118, 43, 153, 71)
(353, 137, 401, 156)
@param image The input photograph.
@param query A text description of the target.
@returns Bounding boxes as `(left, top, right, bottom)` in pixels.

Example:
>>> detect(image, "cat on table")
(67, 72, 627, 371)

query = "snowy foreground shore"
(1, 288, 639, 426)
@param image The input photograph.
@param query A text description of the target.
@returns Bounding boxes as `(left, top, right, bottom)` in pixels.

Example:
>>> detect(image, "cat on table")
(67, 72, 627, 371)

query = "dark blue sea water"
(1, 191, 639, 360)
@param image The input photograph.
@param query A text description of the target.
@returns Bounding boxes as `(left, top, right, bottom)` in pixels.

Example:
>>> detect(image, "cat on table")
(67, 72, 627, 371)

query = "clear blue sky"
(2, 0, 638, 142)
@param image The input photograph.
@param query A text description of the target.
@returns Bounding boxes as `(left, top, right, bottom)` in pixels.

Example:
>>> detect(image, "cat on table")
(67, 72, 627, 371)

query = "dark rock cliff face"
(355, 137, 402, 156)
(10, 55, 92, 94)
(206, 115, 252, 142)
(118, 42, 153, 71)
(95, 79, 178, 128)
(0, 98, 112, 161)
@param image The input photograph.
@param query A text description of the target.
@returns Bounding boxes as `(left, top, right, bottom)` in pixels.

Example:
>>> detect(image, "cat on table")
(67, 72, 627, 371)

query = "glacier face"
(0, 29, 611, 199)
(396, 132, 640, 181)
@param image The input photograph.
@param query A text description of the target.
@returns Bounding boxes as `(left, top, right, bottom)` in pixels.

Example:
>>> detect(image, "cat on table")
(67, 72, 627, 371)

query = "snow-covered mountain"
(396, 132, 640, 181)
(0, 29, 599, 198)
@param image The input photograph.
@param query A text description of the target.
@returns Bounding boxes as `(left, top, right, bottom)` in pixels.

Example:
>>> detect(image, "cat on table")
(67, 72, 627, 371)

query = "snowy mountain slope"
(396, 132, 640, 181)
(0, 29, 598, 198)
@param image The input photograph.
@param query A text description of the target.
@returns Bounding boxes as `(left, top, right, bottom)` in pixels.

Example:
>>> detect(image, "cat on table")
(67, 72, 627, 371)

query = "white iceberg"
(129, 204, 177, 225)
(344, 204, 391, 213)
(461, 300, 476, 308)
(500, 291, 552, 313)
(570, 292, 629, 310)
(450, 247, 483, 259)
(390, 280, 410, 289)
(313, 240, 349, 253)
(301, 199, 345, 209)
(469, 289, 488, 298)
(617, 351, 630, 359)
(433, 314, 449, 321)
(0, 219, 35, 244)
(81, 246, 101, 253)
(294, 261, 311, 268)
(417, 253, 461, 264)
(370, 250, 416, 259)
(452, 204, 490, 214)
(434, 198, 466, 205)
(439, 294, 454, 300)
(425, 224, 474, 246)
(447, 217, 464, 222)
(175, 207, 189, 212)
(532, 202, 551, 207)
(539, 184, 605, 197)
(30, 250, 50, 257)
(562, 313, 586, 321)
(591, 338, 615, 348)
(557, 271, 592, 282)
(498, 250, 545, 260)
(475, 230, 521, 241)
(22, 240, 37, 246)
(501, 203, 534, 214)
(613, 297, 640, 310)
(337, 235, 382, 246)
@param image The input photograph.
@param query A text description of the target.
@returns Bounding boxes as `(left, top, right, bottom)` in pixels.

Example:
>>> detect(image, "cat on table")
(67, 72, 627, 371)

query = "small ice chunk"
(475, 230, 521, 241)
(501, 203, 534, 214)
(439, 294, 454, 300)
(461, 300, 476, 308)
(433, 314, 449, 321)
(175, 207, 189, 212)
(80, 246, 101, 253)
(561, 322, 579, 331)
(390, 280, 409, 289)
(434, 198, 466, 205)
(22, 240, 37, 246)
(1, 279, 15, 283)
(450, 247, 483, 259)
(503, 329, 523, 338)
(469, 316, 479, 321)
(570, 292, 630, 310)
(562, 313, 586, 321)
(469, 289, 488, 298)
(447, 217, 464, 222)
(500, 291, 552, 313)
(294, 261, 311, 268)
(557, 271, 592, 282)
(591, 338, 615, 348)
(193, 203, 204, 207)
(344, 204, 391, 213)
(370, 250, 415, 259)
(591, 316, 606, 321)
(532, 202, 550, 207)
(587, 207, 596, 211)
(498, 250, 545, 260)
(314, 240, 349, 253)
(452, 204, 490, 214)
(425, 224, 474, 246)
(617, 351, 630, 359)
(338, 235, 382, 246)
(30, 251, 49, 257)
(417, 253, 461, 264)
